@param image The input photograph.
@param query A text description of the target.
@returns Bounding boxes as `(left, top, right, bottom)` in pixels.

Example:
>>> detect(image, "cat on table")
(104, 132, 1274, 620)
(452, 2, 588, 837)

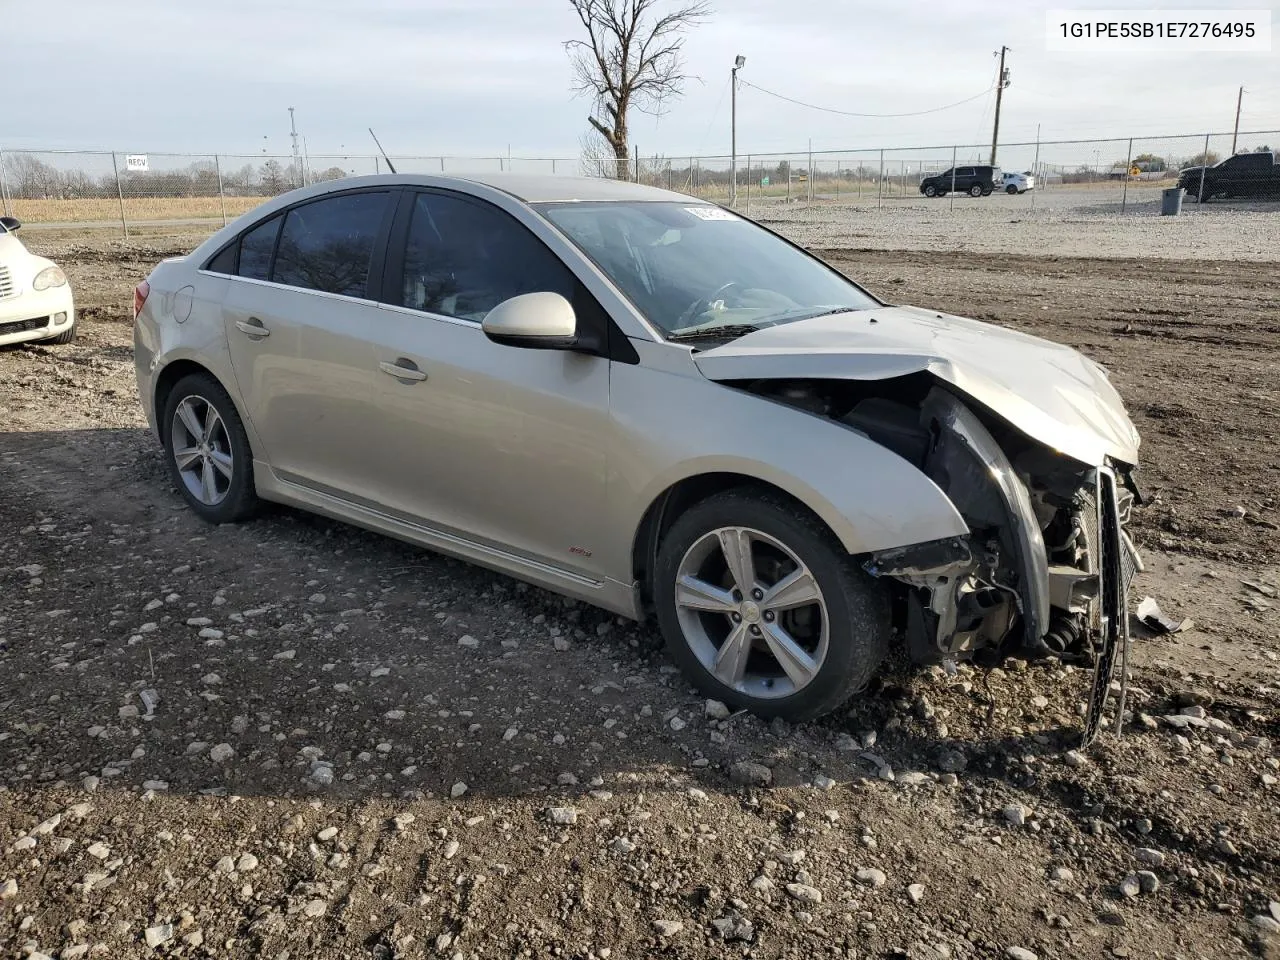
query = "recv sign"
(125, 155, 149, 172)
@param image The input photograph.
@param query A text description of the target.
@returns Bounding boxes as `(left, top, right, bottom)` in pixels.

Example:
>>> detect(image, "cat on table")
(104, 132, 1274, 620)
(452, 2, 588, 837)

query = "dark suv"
(919, 165, 1003, 198)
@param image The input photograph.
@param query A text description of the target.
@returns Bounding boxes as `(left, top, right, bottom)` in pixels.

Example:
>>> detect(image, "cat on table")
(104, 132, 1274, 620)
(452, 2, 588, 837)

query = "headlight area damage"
(739, 376, 1142, 745)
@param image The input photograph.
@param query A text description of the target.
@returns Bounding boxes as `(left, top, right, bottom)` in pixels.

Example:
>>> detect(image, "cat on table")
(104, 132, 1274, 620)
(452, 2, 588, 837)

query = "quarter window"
(399, 192, 575, 322)
(273, 192, 390, 297)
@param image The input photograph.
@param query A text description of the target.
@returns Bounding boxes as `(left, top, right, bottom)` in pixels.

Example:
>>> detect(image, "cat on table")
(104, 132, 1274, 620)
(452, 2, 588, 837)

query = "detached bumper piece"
(1081, 466, 1139, 747)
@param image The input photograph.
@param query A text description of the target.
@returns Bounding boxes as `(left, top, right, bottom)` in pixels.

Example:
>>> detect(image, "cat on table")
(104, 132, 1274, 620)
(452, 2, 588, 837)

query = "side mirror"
(481, 291, 578, 350)
(0, 216, 20, 232)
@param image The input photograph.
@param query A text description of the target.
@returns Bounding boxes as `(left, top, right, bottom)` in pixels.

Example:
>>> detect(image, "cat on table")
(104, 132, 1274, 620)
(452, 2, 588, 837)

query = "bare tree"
(565, 0, 710, 179)
(578, 130, 620, 178)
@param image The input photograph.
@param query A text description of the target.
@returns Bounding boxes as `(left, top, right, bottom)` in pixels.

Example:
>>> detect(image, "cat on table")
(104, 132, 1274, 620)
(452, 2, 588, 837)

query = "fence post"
(950, 145, 957, 211)
(1120, 137, 1134, 214)
(807, 140, 813, 205)
(1031, 129, 1041, 212)
(834, 156, 840, 200)
(745, 154, 751, 215)
(786, 160, 792, 201)
(877, 149, 884, 210)
(111, 152, 129, 239)
(1198, 133, 1209, 202)
(0, 149, 11, 218)
(214, 154, 227, 227)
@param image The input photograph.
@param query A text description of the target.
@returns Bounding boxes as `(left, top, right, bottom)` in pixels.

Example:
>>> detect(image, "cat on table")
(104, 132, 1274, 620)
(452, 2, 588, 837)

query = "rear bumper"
(0, 286, 75, 346)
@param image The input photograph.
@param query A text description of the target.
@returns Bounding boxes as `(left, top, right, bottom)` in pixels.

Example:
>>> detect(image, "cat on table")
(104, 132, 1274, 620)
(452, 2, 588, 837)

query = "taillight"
(133, 280, 150, 320)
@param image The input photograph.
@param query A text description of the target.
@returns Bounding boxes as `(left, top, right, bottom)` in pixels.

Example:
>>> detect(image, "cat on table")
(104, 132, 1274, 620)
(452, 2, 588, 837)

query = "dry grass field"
(5, 195, 267, 224)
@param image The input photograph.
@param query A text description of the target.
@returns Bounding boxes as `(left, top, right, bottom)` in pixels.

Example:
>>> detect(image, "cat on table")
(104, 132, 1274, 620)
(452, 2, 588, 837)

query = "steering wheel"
(676, 281, 741, 329)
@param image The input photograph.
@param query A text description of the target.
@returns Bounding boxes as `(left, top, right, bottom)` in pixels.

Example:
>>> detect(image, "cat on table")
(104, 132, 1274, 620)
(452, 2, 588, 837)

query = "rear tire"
(1006, 184, 1018, 195)
(42, 321, 77, 345)
(161, 372, 260, 524)
(968, 184, 983, 198)
(653, 489, 891, 722)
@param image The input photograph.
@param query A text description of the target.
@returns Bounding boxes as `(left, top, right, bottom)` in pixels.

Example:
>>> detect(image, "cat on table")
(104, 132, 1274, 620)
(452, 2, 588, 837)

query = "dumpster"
(1161, 186, 1183, 216)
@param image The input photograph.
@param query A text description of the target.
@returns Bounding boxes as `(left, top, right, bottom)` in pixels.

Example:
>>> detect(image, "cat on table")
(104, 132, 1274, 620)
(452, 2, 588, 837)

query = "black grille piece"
(0, 317, 50, 335)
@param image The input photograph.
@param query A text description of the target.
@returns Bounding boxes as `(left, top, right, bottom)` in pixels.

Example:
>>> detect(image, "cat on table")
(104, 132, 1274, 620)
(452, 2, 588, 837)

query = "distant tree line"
(1, 154, 350, 201)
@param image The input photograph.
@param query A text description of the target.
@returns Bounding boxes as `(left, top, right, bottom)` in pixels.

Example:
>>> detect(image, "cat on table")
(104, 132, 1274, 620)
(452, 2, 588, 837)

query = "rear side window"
(957, 167, 975, 178)
(238, 215, 281, 281)
(273, 192, 390, 297)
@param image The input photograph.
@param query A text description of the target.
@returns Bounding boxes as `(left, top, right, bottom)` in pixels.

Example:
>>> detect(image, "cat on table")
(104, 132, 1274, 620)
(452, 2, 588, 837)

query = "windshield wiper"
(665, 323, 767, 343)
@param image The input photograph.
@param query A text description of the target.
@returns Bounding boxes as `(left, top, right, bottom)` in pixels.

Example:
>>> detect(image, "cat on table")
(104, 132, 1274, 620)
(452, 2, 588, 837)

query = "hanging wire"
(737, 79, 995, 119)
(695, 74, 732, 155)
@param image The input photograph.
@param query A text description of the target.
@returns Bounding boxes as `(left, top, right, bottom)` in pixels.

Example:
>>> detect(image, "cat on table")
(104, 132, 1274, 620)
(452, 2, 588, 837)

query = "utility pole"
(990, 46, 1009, 166)
(731, 55, 745, 206)
(288, 107, 301, 188)
(1231, 86, 1245, 154)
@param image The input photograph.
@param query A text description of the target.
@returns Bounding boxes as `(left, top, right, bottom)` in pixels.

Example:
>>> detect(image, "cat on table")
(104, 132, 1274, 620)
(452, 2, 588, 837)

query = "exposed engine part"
(1047, 565, 1099, 615)
(865, 536, 1015, 661)
(1041, 616, 1080, 655)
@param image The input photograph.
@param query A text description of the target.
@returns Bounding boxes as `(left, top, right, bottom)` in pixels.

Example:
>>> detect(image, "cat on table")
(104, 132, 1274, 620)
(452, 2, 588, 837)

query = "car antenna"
(368, 127, 397, 174)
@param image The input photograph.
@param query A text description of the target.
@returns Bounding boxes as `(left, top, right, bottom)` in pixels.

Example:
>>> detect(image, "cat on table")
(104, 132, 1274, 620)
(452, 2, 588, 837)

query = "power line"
(737, 79, 995, 119)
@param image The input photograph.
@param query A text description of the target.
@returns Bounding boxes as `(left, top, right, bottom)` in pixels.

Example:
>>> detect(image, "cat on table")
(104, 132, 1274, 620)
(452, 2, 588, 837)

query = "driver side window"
(399, 192, 575, 323)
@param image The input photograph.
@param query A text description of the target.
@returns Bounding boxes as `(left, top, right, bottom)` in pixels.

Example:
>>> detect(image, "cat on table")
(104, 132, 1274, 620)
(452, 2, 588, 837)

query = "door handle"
(379, 358, 428, 382)
(235, 318, 270, 337)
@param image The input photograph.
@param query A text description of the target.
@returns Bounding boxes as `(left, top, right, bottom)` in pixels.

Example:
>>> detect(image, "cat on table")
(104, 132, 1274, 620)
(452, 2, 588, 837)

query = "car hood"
(0, 232, 27, 262)
(692, 305, 1140, 467)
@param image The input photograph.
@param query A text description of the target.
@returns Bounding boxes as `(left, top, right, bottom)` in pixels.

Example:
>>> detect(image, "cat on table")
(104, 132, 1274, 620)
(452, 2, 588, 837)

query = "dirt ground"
(1, 231, 1278, 960)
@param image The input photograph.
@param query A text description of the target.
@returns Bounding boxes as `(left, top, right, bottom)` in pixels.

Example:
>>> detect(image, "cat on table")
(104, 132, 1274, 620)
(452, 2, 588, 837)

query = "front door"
(221, 189, 396, 499)
(364, 189, 611, 578)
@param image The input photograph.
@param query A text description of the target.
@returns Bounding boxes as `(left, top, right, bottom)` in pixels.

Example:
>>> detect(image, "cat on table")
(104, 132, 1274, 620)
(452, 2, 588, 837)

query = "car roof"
(285, 172, 700, 205)
(454, 173, 696, 203)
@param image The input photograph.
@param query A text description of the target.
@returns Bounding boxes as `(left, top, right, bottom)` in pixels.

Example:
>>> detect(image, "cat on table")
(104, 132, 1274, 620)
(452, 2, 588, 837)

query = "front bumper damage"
(864, 389, 1142, 746)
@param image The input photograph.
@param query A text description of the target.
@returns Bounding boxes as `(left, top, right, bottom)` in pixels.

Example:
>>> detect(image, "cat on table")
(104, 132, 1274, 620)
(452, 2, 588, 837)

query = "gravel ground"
(749, 191, 1280, 262)
(1, 230, 1278, 960)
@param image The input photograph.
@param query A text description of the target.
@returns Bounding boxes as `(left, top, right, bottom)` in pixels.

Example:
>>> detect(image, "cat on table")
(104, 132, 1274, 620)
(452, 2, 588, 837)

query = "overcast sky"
(7, 0, 1278, 163)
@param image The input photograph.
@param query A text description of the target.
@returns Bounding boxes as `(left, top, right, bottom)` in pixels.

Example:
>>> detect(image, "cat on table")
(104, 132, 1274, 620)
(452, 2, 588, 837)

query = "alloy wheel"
(673, 526, 829, 699)
(171, 395, 234, 506)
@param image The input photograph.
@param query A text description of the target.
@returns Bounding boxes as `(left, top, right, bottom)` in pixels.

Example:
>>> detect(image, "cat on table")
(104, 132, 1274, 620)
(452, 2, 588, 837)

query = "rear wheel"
(1006, 184, 1018, 194)
(653, 489, 891, 721)
(161, 373, 260, 524)
(968, 184, 983, 198)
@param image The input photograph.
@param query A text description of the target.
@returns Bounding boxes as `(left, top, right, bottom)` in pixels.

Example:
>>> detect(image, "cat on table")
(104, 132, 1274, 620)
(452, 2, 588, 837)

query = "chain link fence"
(1, 130, 1276, 235)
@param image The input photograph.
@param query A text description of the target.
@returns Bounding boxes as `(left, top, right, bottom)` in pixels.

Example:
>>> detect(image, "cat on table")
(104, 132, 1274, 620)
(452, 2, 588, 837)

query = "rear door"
(220, 189, 397, 499)
(956, 167, 976, 189)
(364, 188, 612, 577)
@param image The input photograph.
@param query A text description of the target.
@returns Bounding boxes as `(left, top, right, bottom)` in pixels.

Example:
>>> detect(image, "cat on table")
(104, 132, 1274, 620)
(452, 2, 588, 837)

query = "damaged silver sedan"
(133, 174, 1141, 734)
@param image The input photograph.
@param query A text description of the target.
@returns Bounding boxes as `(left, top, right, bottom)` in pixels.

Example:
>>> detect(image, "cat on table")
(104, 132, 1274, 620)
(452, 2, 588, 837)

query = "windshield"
(536, 201, 879, 338)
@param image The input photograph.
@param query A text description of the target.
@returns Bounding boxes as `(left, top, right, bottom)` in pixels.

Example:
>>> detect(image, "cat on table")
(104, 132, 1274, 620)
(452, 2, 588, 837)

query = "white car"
(1002, 172, 1035, 194)
(0, 216, 76, 347)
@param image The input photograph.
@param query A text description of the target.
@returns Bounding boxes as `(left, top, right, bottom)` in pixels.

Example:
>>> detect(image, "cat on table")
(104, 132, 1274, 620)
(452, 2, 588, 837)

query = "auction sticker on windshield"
(685, 206, 740, 221)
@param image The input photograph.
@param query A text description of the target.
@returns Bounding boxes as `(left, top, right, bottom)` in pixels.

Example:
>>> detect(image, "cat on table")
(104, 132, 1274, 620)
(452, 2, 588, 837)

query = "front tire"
(161, 372, 260, 524)
(653, 489, 891, 721)
(42, 321, 77, 345)
(923, 184, 938, 198)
